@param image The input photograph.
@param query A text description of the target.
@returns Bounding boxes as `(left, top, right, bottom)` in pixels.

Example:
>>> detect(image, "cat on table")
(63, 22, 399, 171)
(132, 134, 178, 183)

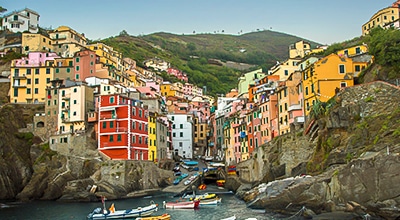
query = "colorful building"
(168, 114, 194, 159)
(21, 32, 53, 54)
(10, 52, 60, 104)
(1, 8, 40, 33)
(362, 1, 400, 36)
(289, 40, 311, 59)
(49, 26, 87, 57)
(302, 53, 357, 115)
(97, 94, 148, 160)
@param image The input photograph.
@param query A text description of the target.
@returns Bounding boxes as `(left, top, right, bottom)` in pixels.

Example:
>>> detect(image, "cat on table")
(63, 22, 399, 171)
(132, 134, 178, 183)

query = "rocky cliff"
(227, 81, 400, 219)
(0, 104, 174, 202)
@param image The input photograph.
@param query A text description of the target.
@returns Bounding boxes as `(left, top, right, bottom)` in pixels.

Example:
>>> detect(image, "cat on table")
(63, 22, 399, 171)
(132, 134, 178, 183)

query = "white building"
(167, 114, 194, 159)
(1, 8, 40, 33)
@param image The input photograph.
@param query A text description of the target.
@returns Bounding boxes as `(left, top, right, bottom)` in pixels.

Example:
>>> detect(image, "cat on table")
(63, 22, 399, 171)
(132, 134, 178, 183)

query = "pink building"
(13, 51, 59, 66)
(167, 68, 188, 82)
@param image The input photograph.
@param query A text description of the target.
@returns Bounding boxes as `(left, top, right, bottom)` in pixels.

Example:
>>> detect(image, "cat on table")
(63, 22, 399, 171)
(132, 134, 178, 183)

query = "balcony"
(288, 104, 302, 112)
(13, 83, 27, 88)
(9, 19, 25, 24)
(62, 106, 70, 112)
(100, 113, 117, 120)
(62, 95, 71, 100)
(51, 35, 67, 40)
(29, 24, 38, 30)
(294, 116, 305, 123)
(13, 74, 26, 79)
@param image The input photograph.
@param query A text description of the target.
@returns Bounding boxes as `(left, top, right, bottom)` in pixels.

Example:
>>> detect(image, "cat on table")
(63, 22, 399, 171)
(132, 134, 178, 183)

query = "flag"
(109, 203, 115, 213)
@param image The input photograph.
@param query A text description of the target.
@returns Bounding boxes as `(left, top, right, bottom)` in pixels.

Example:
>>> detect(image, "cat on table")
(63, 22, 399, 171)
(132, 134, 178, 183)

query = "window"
(172, 124, 176, 129)
(117, 134, 121, 142)
(26, 88, 31, 94)
(305, 87, 309, 95)
(355, 65, 361, 72)
(103, 122, 106, 128)
(109, 135, 114, 142)
(27, 79, 31, 84)
(26, 69, 31, 75)
(46, 68, 50, 74)
(132, 136, 136, 143)
(67, 68, 70, 73)
(284, 70, 288, 76)
(356, 47, 361, 54)
(73, 111, 76, 116)
(340, 82, 347, 88)
(73, 100, 77, 104)
(55, 68, 59, 73)
(47, 78, 50, 83)
(110, 121, 114, 128)
(180, 132, 183, 137)
(69, 61, 73, 66)
(75, 57, 80, 63)
(180, 124, 183, 129)
(35, 69, 39, 74)
(173, 133, 176, 137)
(339, 64, 345, 74)
(35, 78, 39, 84)
(76, 66, 80, 71)
(75, 74, 79, 80)
(110, 97, 114, 103)
(34, 88, 38, 94)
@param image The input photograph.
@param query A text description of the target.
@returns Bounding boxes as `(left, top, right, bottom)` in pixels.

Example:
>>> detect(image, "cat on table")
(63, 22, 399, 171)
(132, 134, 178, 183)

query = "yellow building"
(277, 82, 290, 135)
(10, 52, 59, 104)
(302, 53, 361, 115)
(362, 4, 399, 36)
(87, 42, 122, 70)
(161, 82, 182, 98)
(49, 26, 87, 57)
(148, 112, 157, 162)
(337, 45, 368, 57)
(289, 40, 311, 59)
(21, 33, 53, 54)
(268, 57, 302, 81)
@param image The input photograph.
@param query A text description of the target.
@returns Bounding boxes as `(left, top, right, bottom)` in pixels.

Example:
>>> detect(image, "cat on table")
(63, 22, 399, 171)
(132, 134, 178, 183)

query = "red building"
(97, 94, 148, 160)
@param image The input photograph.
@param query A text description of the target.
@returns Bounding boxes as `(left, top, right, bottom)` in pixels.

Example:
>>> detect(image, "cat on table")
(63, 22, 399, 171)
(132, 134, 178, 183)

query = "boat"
(216, 179, 225, 187)
(163, 200, 200, 209)
(198, 183, 207, 190)
(87, 201, 158, 219)
(173, 173, 189, 185)
(136, 213, 171, 220)
(220, 215, 236, 220)
(190, 193, 216, 200)
(199, 197, 222, 206)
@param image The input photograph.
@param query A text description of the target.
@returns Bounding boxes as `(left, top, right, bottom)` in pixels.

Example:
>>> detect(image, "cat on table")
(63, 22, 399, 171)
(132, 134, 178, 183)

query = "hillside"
(101, 30, 321, 96)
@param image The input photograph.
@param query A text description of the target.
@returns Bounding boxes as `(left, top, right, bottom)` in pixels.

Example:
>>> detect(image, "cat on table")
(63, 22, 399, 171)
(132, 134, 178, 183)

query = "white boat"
(199, 197, 222, 206)
(220, 215, 236, 220)
(87, 202, 158, 219)
(163, 200, 200, 209)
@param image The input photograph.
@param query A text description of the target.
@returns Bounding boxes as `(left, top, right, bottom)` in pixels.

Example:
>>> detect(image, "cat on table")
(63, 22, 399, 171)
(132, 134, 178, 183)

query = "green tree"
(366, 27, 400, 68)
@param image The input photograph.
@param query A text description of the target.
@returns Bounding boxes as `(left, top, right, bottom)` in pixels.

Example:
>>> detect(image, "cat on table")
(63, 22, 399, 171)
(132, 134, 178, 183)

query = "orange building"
(97, 94, 148, 160)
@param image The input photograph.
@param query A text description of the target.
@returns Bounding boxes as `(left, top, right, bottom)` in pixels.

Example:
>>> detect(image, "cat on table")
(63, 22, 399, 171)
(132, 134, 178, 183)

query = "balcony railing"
(13, 84, 27, 88)
(13, 74, 27, 79)
(10, 19, 25, 24)
(288, 104, 302, 112)
(294, 116, 305, 123)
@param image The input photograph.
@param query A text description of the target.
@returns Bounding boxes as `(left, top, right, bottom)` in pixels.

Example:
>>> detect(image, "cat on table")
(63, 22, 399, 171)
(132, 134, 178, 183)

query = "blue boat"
(183, 161, 198, 166)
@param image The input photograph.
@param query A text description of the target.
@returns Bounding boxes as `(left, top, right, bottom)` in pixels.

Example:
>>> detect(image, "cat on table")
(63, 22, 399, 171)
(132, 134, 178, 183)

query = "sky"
(0, 0, 395, 45)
